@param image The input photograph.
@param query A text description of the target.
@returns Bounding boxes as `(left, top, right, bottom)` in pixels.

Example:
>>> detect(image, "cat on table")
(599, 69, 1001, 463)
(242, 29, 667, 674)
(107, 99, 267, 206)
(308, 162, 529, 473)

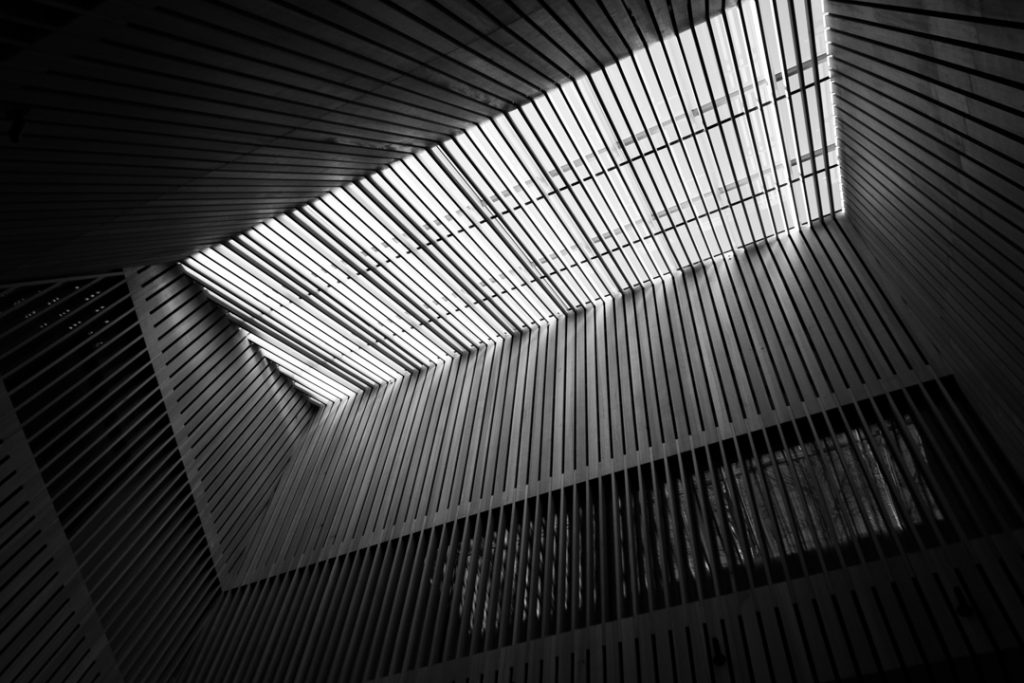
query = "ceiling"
(181, 0, 839, 402)
(0, 0, 730, 283)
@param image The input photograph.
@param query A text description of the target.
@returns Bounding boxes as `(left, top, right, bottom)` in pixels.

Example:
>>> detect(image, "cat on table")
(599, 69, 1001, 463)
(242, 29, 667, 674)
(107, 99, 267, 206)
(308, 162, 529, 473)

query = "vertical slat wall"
(828, 0, 1024, 467)
(373, 531, 1024, 683)
(0, 274, 221, 681)
(177, 373, 1024, 682)
(126, 264, 316, 583)
(241, 221, 929, 577)
(0, 379, 122, 683)
(168, 221, 1024, 681)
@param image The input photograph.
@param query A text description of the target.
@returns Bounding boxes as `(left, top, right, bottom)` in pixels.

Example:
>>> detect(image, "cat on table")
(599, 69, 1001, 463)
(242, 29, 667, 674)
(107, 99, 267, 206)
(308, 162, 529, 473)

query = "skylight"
(184, 0, 839, 404)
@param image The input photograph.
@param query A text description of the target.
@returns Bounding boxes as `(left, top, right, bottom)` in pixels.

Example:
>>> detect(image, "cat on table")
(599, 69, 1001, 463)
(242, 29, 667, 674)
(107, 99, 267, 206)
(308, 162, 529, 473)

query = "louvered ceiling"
(1, 0, 731, 283)
(184, 0, 839, 402)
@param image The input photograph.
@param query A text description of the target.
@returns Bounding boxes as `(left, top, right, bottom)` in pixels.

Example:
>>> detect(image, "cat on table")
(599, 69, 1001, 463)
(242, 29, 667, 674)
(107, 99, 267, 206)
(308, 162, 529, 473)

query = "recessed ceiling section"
(185, 0, 839, 404)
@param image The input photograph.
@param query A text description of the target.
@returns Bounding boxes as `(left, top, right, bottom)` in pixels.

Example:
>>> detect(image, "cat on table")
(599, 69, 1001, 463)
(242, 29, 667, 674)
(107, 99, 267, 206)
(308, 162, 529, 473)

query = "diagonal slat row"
(185, 0, 840, 402)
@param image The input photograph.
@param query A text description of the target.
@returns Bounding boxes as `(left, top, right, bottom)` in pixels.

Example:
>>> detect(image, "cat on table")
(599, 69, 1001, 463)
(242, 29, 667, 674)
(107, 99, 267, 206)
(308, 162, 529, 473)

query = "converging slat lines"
(185, 0, 840, 402)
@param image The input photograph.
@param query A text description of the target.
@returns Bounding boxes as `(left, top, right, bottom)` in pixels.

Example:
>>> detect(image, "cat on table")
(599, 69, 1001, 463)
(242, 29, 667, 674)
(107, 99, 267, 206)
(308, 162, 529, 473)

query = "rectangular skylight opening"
(185, 0, 839, 404)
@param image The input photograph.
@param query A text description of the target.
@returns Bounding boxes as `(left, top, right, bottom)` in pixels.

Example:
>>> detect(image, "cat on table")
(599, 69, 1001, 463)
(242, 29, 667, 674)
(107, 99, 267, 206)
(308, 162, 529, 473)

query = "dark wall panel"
(127, 264, 316, 583)
(178, 519, 1024, 682)
(370, 530, 1024, 683)
(828, 0, 1024, 469)
(0, 379, 121, 683)
(0, 274, 221, 681)
(0, 0, 730, 282)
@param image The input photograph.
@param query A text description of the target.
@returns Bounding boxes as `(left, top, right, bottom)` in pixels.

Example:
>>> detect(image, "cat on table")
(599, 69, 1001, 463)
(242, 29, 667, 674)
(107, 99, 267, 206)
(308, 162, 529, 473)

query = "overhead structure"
(184, 0, 839, 402)
(3, 1, 1024, 682)
(0, 0, 732, 282)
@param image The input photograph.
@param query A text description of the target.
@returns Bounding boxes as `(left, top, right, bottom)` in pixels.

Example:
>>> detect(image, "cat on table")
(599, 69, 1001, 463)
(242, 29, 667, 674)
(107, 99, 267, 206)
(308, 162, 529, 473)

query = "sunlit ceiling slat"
(186, 0, 840, 403)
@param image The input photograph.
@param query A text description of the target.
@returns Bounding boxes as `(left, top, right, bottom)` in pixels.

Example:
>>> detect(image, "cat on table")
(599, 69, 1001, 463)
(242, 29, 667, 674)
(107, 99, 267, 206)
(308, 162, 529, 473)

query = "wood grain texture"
(828, 0, 1024, 471)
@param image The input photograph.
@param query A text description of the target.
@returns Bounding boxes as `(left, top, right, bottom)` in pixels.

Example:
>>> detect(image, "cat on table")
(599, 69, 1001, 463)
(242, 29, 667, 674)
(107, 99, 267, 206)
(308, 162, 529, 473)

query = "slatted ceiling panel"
(228, 223, 923, 577)
(3, 4, 1022, 680)
(166, 216, 1024, 679)
(0, 1, 731, 283)
(828, 0, 1024, 467)
(0, 380, 120, 683)
(174, 381, 1024, 681)
(186, 0, 840, 401)
(2, 1, 105, 61)
(0, 273, 221, 682)
(125, 263, 316, 582)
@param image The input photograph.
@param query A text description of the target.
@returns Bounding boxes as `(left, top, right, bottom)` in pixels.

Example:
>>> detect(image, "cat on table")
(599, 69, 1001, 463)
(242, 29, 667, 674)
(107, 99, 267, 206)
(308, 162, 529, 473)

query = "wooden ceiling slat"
(149, 2, 519, 118)
(183, 0, 839, 400)
(1, 0, 731, 283)
(6, 115, 292, 152)
(99, 27, 499, 122)
(44, 64, 429, 143)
